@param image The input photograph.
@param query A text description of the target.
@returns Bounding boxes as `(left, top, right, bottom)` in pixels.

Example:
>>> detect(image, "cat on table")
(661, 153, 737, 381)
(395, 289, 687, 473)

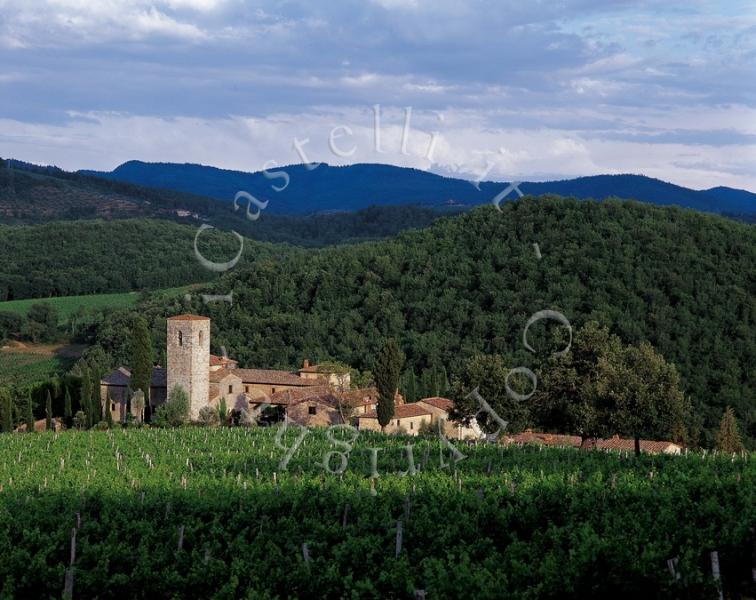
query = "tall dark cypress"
(403, 369, 417, 403)
(25, 394, 34, 433)
(131, 317, 153, 406)
(80, 369, 92, 429)
(374, 339, 404, 433)
(105, 396, 114, 427)
(64, 387, 72, 429)
(1, 390, 12, 433)
(45, 389, 53, 431)
(91, 375, 101, 425)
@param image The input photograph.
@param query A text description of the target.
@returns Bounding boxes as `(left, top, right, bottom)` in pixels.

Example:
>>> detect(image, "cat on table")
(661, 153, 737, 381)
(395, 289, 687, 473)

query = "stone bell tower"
(166, 314, 210, 420)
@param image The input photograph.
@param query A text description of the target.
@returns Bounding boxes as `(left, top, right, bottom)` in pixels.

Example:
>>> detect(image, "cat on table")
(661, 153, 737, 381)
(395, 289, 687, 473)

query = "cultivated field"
(0, 286, 193, 323)
(0, 427, 752, 599)
(0, 343, 83, 387)
(0, 292, 140, 322)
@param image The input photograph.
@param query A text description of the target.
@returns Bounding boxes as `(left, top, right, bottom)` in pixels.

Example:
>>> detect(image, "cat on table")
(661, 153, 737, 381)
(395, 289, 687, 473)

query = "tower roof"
(167, 314, 210, 321)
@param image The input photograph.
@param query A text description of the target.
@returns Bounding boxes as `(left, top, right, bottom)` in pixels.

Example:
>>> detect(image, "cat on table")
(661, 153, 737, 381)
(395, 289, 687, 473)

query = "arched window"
(178, 331, 183, 346)
(199, 330, 204, 345)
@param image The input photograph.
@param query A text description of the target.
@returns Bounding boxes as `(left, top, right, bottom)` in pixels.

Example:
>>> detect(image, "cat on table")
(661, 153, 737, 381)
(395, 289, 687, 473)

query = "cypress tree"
(0, 390, 12, 433)
(25, 394, 34, 433)
(374, 339, 404, 433)
(64, 387, 72, 428)
(45, 389, 53, 431)
(91, 375, 101, 425)
(439, 365, 450, 396)
(420, 368, 434, 399)
(404, 370, 417, 403)
(105, 396, 114, 427)
(716, 406, 744, 453)
(131, 317, 153, 406)
(80, 370, 91, 429)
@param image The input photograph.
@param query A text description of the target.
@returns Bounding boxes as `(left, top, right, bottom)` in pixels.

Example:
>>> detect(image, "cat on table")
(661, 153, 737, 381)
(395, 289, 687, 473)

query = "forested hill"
(0, 161, 451, 247)
(152, 196, 755, 445)
(0, 220, 249, 301)
(81, 160, 756, 216)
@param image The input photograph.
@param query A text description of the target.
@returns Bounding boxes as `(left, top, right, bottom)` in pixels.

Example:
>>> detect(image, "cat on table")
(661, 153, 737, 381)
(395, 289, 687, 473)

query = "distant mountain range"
(80, 160, 756, 216)
(0, 160, 453, 246)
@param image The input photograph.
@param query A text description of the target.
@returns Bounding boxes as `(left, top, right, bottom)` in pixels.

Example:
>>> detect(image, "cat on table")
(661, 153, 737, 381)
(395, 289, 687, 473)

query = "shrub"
(73, 411, 87, 429)
(198, 406, 219, 427)
(217, 397, 227, 425)
(237, 408, 256, 427)
(153, 385, 190, 428)
(94, 420, 110, 430)
(417, 419, 437, 437)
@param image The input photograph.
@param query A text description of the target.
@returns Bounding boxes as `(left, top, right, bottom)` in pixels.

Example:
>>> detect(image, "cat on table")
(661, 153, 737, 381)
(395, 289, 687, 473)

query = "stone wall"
(166, 316, 210, 420)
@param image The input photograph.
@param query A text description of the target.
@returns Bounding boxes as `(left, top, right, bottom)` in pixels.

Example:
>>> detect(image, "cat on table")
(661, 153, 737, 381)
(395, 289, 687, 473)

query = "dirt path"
(0, 340, 86, 358)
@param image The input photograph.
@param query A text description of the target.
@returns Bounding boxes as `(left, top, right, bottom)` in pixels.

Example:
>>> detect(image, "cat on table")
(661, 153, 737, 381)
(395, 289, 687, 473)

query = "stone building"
(100, 314, 347, 423)
(166, 314, 210, 420)
(100, 367, 167, 423)
(357, 403, 433, 435)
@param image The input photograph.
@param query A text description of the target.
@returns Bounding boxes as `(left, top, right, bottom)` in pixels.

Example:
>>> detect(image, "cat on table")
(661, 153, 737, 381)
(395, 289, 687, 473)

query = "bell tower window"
(178, 331, 183, 346)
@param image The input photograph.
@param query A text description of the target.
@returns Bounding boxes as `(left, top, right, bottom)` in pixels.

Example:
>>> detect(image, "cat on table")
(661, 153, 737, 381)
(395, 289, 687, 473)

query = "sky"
(0, 0, 755, 190)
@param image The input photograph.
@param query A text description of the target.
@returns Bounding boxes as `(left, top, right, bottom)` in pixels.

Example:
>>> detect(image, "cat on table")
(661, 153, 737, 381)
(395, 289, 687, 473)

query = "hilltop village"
(100, 314, 479, 438)
(98, 314, 682, 454)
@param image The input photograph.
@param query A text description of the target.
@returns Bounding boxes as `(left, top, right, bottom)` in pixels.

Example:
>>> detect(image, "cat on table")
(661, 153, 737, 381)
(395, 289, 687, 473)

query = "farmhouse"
(357, 402, 432, 435)
(357, 395, 481, 439)
(505, 429, 682, 455)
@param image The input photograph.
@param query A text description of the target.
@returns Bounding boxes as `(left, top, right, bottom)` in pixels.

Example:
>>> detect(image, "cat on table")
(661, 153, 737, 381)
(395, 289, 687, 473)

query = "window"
(178, 331, 183, 346)
(396, 419, 400, 426)
(410, 422, 413, 430)
(110, 402, 115, 411)
(199, 330, 204, 345)
(228, 384, 233, 394)
(308, 406, 317, 415)
(272, 387, 276, 394)
(245, 386, 249, 393)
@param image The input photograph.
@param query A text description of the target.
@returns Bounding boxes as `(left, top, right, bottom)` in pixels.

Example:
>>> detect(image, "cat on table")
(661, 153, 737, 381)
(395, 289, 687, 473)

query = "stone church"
(100, 314, 351, 422)
(99, 314, 469, 436)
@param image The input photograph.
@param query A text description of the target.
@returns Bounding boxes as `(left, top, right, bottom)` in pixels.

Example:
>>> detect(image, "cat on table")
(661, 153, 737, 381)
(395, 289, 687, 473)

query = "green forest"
(0, 219, 253, 301)
(158, 197, 753, 446)
(2, 195, 754, 447)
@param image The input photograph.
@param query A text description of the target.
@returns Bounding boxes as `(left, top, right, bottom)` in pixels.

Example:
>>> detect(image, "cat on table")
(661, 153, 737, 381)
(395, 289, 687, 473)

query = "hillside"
(0, 162, 450, 245)
(81, 160, 756, 216)
(0, 220, 245, 301)
(138, 197, 755, 446)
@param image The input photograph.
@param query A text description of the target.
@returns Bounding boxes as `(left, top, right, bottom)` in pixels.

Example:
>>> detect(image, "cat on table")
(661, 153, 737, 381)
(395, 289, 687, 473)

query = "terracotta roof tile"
(337, 387, 379, 407)
(210, 354, 238, 366)
(507, 431, 681, 454)
(509, 431, 582, 448)
(209, 368, 241, 383)
(167, 314, 210, 321)
(359, 403, 432, 419)
(418, 397, 454, 412)
(101, 366, 166, 388)
(234, 368, 322, 387)
(590, 436, 680, 453)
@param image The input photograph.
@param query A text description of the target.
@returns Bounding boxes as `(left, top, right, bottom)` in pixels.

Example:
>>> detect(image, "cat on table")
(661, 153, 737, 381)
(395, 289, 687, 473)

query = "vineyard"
(0, 349, 76, 388)
(0, 427, 753, 599)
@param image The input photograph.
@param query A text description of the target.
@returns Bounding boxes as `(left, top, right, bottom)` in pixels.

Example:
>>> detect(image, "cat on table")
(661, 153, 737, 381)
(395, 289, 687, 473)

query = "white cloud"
(2, 105, 754, 191)
(0, 0, 753, 192)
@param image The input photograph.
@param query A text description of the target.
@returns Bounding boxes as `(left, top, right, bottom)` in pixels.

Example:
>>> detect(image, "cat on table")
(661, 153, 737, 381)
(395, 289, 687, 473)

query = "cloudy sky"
(1, 0, 755, 190)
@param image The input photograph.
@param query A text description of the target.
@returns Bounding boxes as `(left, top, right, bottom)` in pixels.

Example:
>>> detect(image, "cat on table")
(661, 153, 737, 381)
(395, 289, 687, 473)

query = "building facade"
(166, 314, 211, 420)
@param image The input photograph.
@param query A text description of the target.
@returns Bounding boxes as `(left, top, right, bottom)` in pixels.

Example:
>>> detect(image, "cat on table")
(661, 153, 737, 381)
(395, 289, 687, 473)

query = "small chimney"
(303, 359, 310, 369)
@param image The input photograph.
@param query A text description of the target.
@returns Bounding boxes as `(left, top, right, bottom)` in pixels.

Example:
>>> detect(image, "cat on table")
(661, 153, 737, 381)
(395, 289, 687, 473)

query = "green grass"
(0, 286, 192, 323)
(0, 351, 75, 387)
